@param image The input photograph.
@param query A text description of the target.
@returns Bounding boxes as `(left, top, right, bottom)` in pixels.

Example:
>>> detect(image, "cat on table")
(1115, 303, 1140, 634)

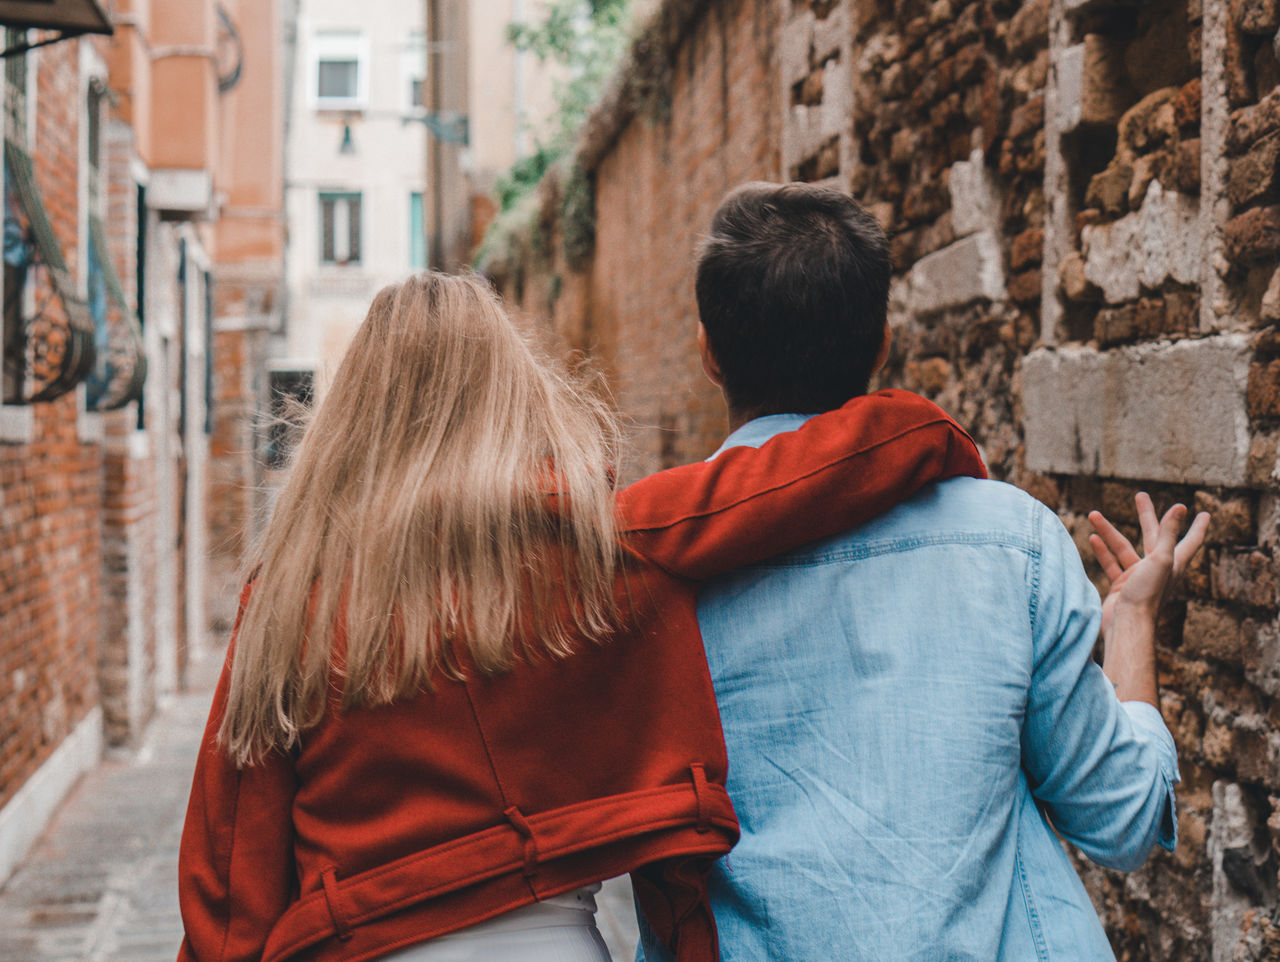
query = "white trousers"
(378, 887, 612, 962)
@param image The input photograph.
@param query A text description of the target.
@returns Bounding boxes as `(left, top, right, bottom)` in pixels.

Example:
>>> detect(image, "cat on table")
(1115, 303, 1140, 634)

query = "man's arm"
(1020, 499, 1202, 872)
(1088, 493, 1210, 705)
(619, 390, 985, 580)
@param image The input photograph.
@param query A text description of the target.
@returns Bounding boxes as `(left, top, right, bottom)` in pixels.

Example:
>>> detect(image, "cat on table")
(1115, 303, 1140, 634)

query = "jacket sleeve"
(1020, 502, 1179, 872)
(178, 586, 298, 961)
(618, 390, 986, 580)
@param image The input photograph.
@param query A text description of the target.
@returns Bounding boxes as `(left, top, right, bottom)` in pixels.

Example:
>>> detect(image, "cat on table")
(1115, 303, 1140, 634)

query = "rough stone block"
(1011, 228, 1044, 270)
(1085, 160, 1133, 216)
(1168, 138, 1202, 194)
(1059, 251, 1099, 302)
(1234, 0, 1280, 34)
(1229, 90, 1280, 153)
(1192, 491, 1254, 544)
(902, 231, 1006, 316)
(1054, 36, 1134, 133)
(1008, 0, 1049, 56)
(1213, 550, 1278, 607)
(1007, 95, 1044, 141)
(1228, 131, 1280, 210)
(1008, 267, 1042, 304)
(1022, 335, 1253, 486)
(948, 149, 999, 236)
(1225, 205, 1280, 263)
(1184, 601, 1247, 663)
(1248, 358, 1280, 417)
(1081, 180, 1201, 303)
(1173, 77, 1202, 131)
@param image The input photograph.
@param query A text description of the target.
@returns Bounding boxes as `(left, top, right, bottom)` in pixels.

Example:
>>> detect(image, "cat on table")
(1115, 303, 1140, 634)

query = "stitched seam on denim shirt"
(1015, 839, 1051, 962)
(747, 530, 1037, 569)
(1026, 504, 1044, 646)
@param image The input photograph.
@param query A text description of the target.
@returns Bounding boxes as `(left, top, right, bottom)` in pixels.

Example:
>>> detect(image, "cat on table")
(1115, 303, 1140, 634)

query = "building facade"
(280, 0, 430, 395)
(0, 0, 284, 886)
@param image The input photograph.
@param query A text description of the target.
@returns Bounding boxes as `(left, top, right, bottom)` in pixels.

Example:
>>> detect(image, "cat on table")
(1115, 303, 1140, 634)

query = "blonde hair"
(220, 273, 622, 766)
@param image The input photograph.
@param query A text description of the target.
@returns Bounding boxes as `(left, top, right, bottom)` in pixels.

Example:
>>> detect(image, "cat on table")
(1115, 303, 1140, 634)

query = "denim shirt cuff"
(1121, 700, 1181, 851)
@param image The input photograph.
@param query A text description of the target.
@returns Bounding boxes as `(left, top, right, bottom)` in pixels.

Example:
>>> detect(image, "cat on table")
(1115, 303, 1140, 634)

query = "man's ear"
(871, 326, 892, 376)
(698, 323, 725, 389)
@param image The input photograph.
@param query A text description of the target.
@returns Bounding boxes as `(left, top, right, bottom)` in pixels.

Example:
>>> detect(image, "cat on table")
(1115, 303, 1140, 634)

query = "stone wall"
(484, 0, 1280, 956)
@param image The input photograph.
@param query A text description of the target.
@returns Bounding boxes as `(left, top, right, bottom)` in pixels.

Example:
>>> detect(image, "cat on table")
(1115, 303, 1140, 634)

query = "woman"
(177, 272, 985, 962)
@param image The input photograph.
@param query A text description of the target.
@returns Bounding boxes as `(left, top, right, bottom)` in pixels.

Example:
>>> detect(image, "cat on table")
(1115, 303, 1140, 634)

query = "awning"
(0, 0, 112, 36)
(4, 139, 95, 404)
(85, 214, 145, 410)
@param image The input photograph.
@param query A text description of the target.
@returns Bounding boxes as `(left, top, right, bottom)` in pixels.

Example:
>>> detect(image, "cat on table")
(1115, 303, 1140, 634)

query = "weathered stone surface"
(948, 149, 999, 236)
(1185, 601, 1248, 663)
(1213, 550, 1278, 607)
(1085, 160, 1133, 216)
(1118, 87, 1179, 155)
(1248, 358, 1280, 417)
(902, 231, 1005, 315)
(1054, 36, 1133, 132)
(1225, 205, 1280, 263)
(1169, 137, 1203, 194)
(1022, 335, 1253, 486)
(1081, 180, 1201, 303)
(1228, 131, 1280, 210)
(1234, 0, 1280, 34)
(1008, 0, 1049, 56)
(1059, 250, 1099, 302)
(1198, 492, 1258, 545)
(1173, 77, 1202, 130)
(1010, 227, 1044, 270)
(1229, 90, 1280, 154)
(1261, 267, 1280, 320)
(1007, 267, 1041, 304)
(1007, 95, 1044, 141)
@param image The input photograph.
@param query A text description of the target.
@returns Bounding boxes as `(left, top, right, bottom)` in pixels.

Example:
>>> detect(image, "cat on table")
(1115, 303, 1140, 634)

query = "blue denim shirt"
(637, 415, 1179, 962)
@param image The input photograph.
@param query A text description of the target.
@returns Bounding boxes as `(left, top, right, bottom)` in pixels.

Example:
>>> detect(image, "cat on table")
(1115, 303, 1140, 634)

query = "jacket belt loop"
(504, 805, 539, 878)
(689, 764, 710, 833)
(320, 865, 354, 941)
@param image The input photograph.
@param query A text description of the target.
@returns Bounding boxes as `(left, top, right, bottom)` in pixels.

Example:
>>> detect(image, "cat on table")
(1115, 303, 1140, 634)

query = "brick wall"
(0, 37, 102, 808)
(485, 0, 1280, 955)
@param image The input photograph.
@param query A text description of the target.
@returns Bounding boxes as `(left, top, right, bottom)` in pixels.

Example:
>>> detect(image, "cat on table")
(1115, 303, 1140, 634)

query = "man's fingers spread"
(1136, 492, 1159, 554)
(1090, 533, 1124, 582)
(1173, 511, 1211, 573)
(1089, 510, 1141, 568)
(1155, 504, 1187, 554)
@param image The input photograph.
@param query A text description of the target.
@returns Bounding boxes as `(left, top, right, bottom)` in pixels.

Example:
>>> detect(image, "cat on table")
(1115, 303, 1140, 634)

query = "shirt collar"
(708, 413, 817, 460)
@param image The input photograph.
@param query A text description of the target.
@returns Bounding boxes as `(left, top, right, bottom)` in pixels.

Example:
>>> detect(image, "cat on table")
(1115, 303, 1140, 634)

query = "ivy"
(480, 0, 632, 272)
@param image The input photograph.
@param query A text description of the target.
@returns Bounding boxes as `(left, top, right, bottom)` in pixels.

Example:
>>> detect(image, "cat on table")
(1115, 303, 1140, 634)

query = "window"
(265, 368, 313, 469)
(312, 30, 366, 110)
(403, 33, 427, 113)
(319, 191, 361, 265)
(409, 191, 426, 269)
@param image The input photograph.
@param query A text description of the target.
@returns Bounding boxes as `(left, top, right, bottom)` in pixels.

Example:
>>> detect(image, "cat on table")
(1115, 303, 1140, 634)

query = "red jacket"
(177, 391, 985, 962)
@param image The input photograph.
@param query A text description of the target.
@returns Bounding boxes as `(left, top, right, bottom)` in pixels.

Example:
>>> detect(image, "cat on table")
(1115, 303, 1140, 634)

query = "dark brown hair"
(695, 181, 891, 417)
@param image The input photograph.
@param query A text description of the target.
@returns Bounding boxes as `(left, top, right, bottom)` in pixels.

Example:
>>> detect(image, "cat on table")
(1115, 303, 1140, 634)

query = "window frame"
(309, 29, 369, 112)
(318, 190, 362, 267)
(402, 32, 427, 115)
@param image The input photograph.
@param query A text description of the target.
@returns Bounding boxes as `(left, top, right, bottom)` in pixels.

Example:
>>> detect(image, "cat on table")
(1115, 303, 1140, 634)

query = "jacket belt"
(262, 778, 736, 962)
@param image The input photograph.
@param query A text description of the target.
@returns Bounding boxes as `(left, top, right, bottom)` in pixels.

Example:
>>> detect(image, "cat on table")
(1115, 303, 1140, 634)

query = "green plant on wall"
(478, 0, 630, 273)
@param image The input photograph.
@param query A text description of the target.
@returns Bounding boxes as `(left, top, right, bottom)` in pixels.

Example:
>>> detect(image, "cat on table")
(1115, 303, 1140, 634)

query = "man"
(636, 182, 1208, 960)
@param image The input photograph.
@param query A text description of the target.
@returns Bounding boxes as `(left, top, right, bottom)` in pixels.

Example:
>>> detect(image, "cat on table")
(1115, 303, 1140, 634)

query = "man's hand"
(1087, 493, 1210, 705)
